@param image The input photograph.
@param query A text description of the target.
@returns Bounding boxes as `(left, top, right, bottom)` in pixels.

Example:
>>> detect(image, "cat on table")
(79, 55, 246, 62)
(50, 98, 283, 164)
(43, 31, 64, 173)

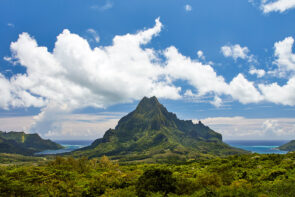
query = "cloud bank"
(1, 18, 295, 137)
(0, 114, 120, 140)
(201, 116, 295, 140)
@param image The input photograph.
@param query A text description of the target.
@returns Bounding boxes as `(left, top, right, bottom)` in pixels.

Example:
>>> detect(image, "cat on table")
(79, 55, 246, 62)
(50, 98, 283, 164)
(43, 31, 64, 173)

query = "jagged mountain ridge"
(0, 131, 63, 155)
(73, 96, 247, 162)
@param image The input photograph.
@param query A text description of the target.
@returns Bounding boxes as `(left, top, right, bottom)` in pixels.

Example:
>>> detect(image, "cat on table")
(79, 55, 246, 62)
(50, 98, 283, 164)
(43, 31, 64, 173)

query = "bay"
(225, 140, 289, 154)
(35, 140, 93, 155)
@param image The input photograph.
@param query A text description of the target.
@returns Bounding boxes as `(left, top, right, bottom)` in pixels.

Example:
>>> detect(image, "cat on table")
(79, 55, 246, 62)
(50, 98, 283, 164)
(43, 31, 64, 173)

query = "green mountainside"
(0, 136, 34, 155)
(279, 140, 295, 151)
(0, 131, 63, 155)
(73, 96, 247, 162)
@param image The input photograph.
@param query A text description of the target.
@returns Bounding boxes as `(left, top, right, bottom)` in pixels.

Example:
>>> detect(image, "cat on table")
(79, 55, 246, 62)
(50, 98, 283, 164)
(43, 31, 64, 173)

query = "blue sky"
(1, 0, 295, 140)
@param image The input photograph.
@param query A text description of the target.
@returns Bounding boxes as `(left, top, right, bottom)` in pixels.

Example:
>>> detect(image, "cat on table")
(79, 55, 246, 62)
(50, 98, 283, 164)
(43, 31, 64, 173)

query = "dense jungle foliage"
(1, 152, 295, 197)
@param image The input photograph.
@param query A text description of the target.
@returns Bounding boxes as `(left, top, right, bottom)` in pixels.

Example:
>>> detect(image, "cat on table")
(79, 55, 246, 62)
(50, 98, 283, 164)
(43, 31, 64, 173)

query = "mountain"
(278, 140, 295, 151)
(72, 96, 247, 162)
(0, 131, 63, 155)
(0, 137, 35, 155)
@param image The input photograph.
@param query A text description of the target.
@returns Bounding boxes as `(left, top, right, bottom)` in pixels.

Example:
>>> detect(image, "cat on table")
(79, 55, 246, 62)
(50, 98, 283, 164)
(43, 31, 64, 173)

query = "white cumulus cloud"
(257, 36, 295, 106)
(1, 18, 180, 136)
(221, 44, 254, 62)
(229, 74, 263, 104)
(261, 0, 295, 13)
(249, 67, 266, 78)
(210, 96, 222, 108)
(273, 36, 295, 76)
(259, 77, 295, 106)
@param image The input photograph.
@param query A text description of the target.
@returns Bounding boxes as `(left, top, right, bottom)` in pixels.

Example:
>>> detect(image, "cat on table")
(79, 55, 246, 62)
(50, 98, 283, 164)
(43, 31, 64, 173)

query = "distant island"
(279, 140, 295, 151)
(0, 131, 63, 155)
(72, 96, 247, 162)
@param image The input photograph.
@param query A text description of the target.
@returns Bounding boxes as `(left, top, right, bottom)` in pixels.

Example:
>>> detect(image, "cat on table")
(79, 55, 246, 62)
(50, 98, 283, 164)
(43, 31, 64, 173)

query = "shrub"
(136, 168, 176, 197)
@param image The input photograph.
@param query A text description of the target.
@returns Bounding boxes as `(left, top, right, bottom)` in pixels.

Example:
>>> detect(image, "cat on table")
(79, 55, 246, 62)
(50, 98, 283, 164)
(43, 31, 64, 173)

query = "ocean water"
(35, 140, 93, 155)
(225, 140, 289, 154)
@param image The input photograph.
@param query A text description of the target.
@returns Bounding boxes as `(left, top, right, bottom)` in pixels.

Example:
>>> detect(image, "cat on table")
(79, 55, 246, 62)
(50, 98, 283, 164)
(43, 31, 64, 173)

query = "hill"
(278, 140, 295, 151)
(0, 131, 63, 155)
(72, 96, 247, 162)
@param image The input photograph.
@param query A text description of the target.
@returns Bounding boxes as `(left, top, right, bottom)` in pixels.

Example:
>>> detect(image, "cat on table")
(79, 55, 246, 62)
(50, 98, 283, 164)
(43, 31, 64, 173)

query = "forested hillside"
(0, 131, 63, 155)
(279, 140, 295, 151)
(1, 153, 295, 196)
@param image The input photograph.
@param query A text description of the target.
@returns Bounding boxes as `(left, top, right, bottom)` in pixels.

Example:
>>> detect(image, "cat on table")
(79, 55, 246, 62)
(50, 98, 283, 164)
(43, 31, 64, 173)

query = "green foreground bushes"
(1, 153, 295, 196)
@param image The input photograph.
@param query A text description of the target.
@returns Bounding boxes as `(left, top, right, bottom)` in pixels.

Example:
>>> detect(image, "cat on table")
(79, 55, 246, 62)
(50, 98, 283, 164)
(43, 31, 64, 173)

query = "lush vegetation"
(72, 97, 247, 162)
(279, 140, 295, 151)
(0, 131, 63, 155)
(1, 152, 295, 196)
(0, 153, 46, 165)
